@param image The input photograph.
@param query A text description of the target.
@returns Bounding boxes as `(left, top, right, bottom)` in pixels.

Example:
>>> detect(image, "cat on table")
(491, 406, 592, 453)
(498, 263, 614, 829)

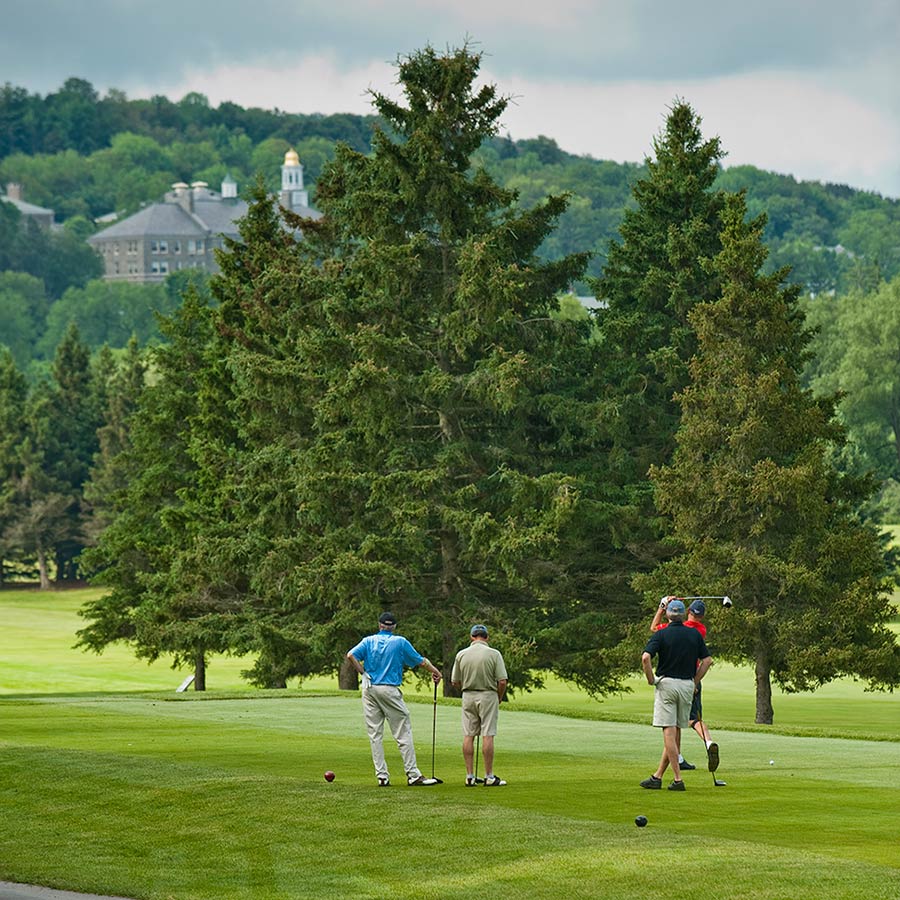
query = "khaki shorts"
(652, 677, 695, 728)
(462, 690, 500, 736)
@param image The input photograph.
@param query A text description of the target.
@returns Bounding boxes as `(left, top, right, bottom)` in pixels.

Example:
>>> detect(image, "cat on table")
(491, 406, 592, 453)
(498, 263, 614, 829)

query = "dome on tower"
(284, 148, 300, 166)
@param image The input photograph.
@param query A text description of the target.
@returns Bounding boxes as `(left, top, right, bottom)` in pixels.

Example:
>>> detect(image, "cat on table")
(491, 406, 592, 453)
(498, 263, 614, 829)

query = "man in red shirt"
(651, 597, 720, 773)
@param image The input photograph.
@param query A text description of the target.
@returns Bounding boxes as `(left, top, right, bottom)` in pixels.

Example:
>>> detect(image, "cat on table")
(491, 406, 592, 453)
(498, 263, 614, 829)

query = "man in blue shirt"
(347, 612, 443, 786)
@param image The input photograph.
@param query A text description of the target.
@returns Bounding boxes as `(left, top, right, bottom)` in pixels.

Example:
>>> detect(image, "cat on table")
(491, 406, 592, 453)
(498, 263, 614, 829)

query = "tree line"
(2, 78, 899, 298)
(16, 46, 883, 723)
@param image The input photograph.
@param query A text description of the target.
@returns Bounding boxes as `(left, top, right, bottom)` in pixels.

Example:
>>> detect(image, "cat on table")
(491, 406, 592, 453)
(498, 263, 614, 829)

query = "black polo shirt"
(643, 621, 710, 680)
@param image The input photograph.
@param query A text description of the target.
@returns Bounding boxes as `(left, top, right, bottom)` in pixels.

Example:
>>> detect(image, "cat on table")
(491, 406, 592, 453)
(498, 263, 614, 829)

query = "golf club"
(430, 680, 443, 784)
(473, 734, 484, 784)
(695, 716, 725, 786)
(681, 595, 732, 606)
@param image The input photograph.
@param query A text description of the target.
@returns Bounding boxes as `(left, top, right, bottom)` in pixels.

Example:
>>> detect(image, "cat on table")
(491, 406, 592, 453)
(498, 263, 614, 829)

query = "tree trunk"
(439, 526, 463, 698)
(193, 651, 207, 691)
(442, 629, 461, 698)
(37, 549, 51, 591)
(338, 656, 359, 691)
(755, 652, 774, 724)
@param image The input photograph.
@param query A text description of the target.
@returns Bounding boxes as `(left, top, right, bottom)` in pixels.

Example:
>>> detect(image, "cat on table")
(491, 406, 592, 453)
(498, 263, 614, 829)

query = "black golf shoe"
(668, 780, 686, 791)
(640, 775, 662, 789)
(678, 759, 697, 770)
(707, 743, 720, 772)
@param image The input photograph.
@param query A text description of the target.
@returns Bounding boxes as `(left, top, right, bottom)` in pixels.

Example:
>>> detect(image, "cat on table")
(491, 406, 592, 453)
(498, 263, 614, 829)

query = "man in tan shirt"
(451, 624, 509, 786)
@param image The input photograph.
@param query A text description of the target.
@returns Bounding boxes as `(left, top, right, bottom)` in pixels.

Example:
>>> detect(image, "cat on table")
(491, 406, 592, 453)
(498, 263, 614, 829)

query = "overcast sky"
(3, 0, 899, 197)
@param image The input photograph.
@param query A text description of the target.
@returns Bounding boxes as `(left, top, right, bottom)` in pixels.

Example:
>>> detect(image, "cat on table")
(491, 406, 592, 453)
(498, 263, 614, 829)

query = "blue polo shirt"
(348, 630, 424, 685)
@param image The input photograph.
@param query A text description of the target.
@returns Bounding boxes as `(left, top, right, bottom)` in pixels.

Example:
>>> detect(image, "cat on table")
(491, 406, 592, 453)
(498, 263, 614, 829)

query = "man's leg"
(380, 687, 421, 780)
(663, 726, 682, 781)
(652, 745, 670, 779)
(463, 734, 475, 773)
(482, 735, 495, 774)
(362, 689, 389, 781)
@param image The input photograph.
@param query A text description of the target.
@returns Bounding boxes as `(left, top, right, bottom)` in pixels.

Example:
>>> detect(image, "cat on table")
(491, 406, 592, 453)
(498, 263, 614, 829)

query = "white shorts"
(652, 677, 694, 728)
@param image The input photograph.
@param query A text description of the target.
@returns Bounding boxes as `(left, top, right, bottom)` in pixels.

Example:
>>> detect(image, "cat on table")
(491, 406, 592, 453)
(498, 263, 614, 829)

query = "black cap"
(378, 612, 397, 626)
(688, 600, 706, 615)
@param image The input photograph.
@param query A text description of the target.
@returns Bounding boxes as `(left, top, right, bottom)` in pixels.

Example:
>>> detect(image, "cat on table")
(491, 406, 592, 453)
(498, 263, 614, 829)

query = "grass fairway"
(1, 589, 898, 900)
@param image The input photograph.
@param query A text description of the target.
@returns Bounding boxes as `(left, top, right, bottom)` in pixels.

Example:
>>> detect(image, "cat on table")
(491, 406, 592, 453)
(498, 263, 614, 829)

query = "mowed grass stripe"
(1, 693, 898, 900)
(2, 745, 898, 900)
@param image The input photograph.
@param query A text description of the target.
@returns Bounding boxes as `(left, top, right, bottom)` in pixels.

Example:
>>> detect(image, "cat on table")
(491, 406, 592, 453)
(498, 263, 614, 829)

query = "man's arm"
(497, 678, 508, 701)
(650, 596, 671, 632)
(346, 651, 365, 675)
(641, 651, 656, 686)
(694, 655, 712, 687)
(418, 657, 443, 683)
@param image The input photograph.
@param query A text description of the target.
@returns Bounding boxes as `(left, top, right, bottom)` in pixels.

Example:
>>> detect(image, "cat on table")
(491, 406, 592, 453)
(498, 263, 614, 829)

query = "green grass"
(1, 588, 898, 899)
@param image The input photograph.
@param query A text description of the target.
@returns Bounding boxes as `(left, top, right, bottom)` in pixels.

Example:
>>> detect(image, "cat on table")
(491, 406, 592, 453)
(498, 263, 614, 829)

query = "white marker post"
(176, 674, 195, 693)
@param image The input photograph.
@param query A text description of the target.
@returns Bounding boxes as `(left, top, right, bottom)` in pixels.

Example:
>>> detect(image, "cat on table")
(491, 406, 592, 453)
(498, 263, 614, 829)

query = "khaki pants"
(362, 684, 421, 781)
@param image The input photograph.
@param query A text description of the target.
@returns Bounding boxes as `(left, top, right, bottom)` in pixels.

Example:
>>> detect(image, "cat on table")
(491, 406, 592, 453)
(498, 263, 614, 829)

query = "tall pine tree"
(594, 101, 727, 578)
(222, 45, 634, 694)
(637, 193, 900, 723)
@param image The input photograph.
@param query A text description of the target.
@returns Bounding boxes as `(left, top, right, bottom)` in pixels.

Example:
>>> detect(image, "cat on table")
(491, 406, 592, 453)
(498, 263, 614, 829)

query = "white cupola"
(280, 148, 309, 210)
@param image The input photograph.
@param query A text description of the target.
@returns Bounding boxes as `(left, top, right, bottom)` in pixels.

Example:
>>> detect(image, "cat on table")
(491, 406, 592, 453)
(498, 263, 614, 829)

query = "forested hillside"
(2, 78, 899, 299)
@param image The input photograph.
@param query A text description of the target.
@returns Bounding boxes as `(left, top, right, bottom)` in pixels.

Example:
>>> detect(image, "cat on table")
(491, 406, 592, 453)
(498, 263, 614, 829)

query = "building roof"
(87, 197, 248, 242)
(1, 194, 54, 217)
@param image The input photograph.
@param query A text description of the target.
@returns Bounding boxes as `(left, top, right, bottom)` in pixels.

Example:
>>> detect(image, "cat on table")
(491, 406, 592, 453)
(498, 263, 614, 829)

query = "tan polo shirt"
(451, 641, 508, 692)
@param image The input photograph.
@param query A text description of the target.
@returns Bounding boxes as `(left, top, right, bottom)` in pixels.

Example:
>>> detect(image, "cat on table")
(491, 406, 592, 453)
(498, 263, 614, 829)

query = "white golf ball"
(769, 760, 775, 765)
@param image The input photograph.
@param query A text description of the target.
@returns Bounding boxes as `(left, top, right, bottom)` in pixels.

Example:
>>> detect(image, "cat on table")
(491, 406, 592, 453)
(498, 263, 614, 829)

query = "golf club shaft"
(432, 680, 437, 778)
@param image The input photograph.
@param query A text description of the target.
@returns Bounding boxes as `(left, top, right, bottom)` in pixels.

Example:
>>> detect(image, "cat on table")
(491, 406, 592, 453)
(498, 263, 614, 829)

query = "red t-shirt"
(656, 619, 707, 638)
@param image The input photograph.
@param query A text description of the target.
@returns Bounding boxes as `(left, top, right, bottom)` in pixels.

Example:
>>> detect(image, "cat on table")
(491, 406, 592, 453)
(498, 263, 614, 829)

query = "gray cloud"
(4, 0, 898, 94)
(2, 1, 898, 195)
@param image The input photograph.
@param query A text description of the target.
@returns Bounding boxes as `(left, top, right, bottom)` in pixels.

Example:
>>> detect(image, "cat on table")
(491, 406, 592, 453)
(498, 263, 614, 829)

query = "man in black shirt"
(640, 598, 712, 791)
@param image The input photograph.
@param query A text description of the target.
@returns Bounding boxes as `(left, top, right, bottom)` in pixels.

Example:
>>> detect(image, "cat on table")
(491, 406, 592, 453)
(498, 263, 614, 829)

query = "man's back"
(645, 622, 709, 680)
(453, 642, 507, 692)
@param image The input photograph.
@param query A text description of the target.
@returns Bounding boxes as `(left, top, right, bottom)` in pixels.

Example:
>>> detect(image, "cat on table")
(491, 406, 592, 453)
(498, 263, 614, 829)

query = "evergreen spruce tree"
(0, 348, 28, 581)
(10, 323, 101, 583)
(636, 193, 900, 723)
(594, 102, 727, 574)
(222, 46, 641, 694)
(78, 291, 221, 687)
(83, 337, 147, 541)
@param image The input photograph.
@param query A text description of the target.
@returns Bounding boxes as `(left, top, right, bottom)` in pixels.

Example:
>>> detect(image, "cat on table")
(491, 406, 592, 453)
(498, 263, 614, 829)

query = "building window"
(187, 240, 196, 255)
(172, 240, 181, 254)
(113, 243, 119, 255)
(159, 240, 168, 254)
(196, 239, 205, 253)
(150, 240, 159, 253)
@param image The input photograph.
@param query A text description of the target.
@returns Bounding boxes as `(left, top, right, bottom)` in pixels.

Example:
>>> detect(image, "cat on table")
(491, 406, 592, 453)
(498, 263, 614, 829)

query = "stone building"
(1, 182, 56, 229)
(88, 149, 319, 283)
